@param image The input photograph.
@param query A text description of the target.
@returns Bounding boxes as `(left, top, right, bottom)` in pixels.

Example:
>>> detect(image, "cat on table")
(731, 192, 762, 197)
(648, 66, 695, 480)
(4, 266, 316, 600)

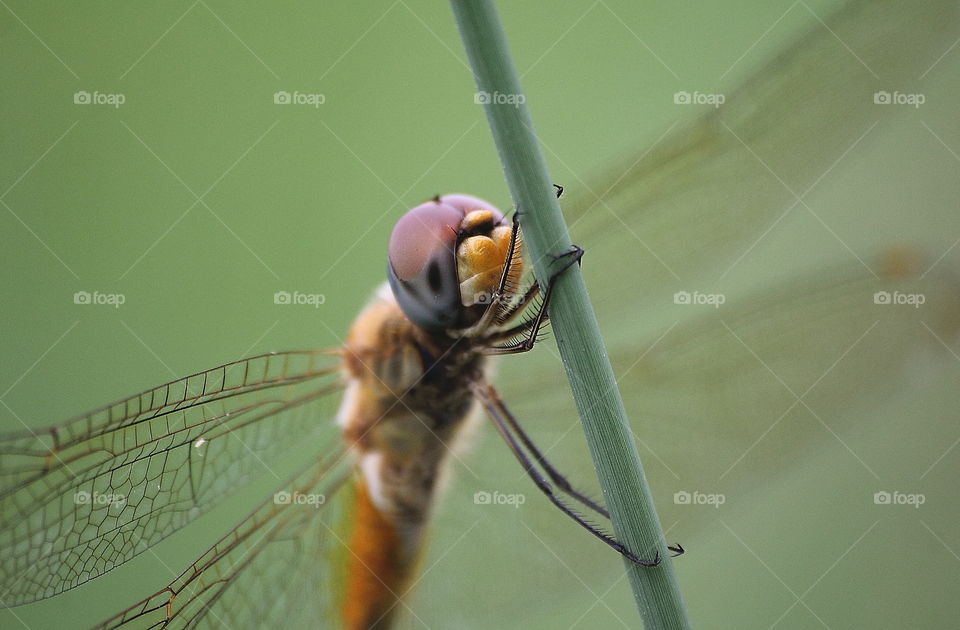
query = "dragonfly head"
(387, 194, 517, 331)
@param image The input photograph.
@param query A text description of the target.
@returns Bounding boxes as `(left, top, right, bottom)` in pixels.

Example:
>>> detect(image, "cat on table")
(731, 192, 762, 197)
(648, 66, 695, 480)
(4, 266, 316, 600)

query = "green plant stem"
(449, 2, 691, 628)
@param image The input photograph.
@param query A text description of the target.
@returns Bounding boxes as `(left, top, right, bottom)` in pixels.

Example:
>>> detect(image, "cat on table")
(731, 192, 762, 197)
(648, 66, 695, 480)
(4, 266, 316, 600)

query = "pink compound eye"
(387, 199, 466, 330)
(387, 202, 462, 284)
(386, 195, 503, 330)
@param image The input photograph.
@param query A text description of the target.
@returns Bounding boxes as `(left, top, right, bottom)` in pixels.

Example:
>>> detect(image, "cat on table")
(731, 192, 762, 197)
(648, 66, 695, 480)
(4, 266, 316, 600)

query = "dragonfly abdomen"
(338, 284, 485, 628)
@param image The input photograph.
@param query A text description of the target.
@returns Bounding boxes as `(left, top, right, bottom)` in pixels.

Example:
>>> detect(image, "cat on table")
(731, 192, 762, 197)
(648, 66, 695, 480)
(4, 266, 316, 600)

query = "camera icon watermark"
(673, 490, 725, 508)
(873, 490, 924, 509)
(273, 490, 326, 508)
(873, 90, 925, 108)
(273, 90, 326, 108)
(469, 291, 530, 308)
(474, 91, 525, 108)
(673, 91, 725, 108)
(473, 490, 526, 508)
(673, 290, 725, 308)
(273, 290, 325, 308)
(471, 291, 493, 306)
(872, 290, 925, 308)
(73, 291, 126, 308)
(73, 90, 126, 108)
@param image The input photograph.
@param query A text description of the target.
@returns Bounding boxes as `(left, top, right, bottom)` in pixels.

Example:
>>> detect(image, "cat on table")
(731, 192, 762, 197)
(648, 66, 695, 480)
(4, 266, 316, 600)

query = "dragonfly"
(2, 0, 959, 628)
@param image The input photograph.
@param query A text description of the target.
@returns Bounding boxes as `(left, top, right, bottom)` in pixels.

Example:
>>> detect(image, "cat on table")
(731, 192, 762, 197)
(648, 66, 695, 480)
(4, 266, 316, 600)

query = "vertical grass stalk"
(449, 2, 691, 628)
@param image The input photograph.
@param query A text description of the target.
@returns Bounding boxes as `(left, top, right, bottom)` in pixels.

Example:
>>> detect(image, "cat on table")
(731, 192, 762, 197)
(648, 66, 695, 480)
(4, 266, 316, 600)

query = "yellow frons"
(457, 235, 503, 307)
(457, 235, 500, 277)
(455, 225, 522, 308)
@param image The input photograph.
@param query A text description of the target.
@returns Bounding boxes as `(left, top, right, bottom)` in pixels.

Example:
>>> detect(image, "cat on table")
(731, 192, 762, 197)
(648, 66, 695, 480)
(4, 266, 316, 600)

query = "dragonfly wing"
(91, 454, 354, 630)
(504, 251, 958, 525)
(614, 253, 959, 497)
(565, 0, 959, 306)
(528, 0, 960, 521)
(0, 350, 344, 606)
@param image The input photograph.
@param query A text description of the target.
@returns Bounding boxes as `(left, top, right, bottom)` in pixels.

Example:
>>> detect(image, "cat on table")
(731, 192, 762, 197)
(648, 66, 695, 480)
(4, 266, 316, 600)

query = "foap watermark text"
(274, 290, 325, 308)
(473, 490, 525, 508)
(674, 490, 725, 508)
(274, 90, 326, 108)
(674, 290, 725, 308)
(274, 490, 326, 508)
(474, 91, 525, 107)
(874, 490, 924, 508)
(874, 291, 924, 308)
(75, 490, 126, 507)
(74, 291, 125, 308)
(74, 90, 125, 108)
(674, 91, 725, 108)
(874, 91, 925, 108)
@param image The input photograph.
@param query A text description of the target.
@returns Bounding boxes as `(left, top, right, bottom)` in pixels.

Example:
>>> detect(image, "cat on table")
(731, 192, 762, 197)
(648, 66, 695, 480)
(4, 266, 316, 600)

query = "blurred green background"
(2, 1, 958, 628)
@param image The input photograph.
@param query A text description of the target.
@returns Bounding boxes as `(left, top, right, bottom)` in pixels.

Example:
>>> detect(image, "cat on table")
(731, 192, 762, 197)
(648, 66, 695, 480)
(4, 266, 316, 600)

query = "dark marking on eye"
(427, 260, 443, 293)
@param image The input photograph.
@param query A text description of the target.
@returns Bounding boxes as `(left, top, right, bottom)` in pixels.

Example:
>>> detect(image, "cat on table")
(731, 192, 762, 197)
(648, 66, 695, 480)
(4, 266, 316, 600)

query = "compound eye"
(388, 202, 462, 282)
(387, 200, 465, 330)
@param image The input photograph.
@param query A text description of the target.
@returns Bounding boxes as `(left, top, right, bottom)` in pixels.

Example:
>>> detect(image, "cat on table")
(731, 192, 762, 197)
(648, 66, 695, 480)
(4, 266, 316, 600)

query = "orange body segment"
(342, 478, 411, 630)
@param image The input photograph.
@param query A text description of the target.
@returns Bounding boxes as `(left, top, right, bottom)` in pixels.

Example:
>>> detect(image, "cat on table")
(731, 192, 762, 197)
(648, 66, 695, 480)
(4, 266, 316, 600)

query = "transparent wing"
(92, 454, 354, 630)
(0, 350, 344, 606)
(618, 254, 959, 494)
(564, 0, 959, 305)
(510, 251, 960, 514)
(526, 0, 960, 510)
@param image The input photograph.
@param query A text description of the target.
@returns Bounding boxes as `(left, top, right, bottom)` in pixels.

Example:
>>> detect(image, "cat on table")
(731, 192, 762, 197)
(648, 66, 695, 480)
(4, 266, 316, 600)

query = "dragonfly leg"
(472, 383, 678, 567)
(514, 183, 564, 221)
(460, 213, 526, 337)
(470, 184, 567, 341)
(476, 383, 685, 562)
(495, 212, 523, 297)
(491, 385, 609, 518)
(483, 244, 583, 355)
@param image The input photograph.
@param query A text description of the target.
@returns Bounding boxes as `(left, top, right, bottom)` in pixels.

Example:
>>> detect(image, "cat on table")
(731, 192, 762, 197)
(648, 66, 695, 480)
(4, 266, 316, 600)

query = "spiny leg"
(494, 212, 523, 297)
(484, 244, 583, 355)
(480, 182, 566, 336)
(496, 382, 682, 558)
(481, 307, 540, 348)
(461, 213, 525, 337)
(472, 383, 676, 567)
(486, 279, 540, 330)
(481, 383, 609, 517)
